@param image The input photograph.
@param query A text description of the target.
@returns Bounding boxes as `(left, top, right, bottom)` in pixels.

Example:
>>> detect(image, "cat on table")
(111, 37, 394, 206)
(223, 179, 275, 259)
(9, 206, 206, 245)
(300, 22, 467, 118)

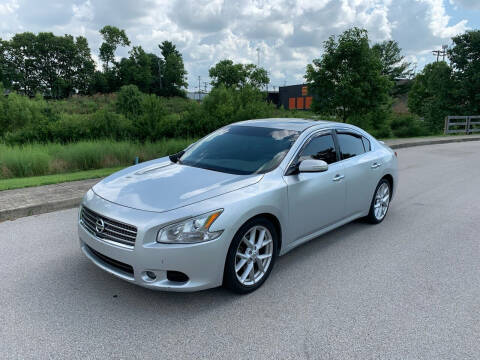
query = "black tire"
(365, 178, 391, 224)
(223, 217, 278, 294)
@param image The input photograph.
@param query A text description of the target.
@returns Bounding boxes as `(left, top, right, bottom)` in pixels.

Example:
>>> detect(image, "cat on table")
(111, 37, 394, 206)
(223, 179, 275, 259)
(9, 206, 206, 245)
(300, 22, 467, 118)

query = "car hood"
(92, 157, 263, 212)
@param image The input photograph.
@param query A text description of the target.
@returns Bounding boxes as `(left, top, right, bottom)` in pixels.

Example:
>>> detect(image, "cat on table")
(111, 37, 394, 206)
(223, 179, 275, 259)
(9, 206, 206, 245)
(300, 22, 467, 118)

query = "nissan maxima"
(78, 118, 397, 294)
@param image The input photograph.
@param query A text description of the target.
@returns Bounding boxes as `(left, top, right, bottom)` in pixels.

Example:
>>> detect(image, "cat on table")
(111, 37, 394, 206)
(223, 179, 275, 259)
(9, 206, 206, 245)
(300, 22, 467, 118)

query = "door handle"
(332, 174, 345, 182)
(371, 162, 382, 169)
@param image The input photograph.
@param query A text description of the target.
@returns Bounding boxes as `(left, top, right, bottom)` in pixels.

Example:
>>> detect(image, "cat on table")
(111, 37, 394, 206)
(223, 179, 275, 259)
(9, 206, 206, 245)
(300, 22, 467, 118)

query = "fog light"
(145, 271, 156, 280)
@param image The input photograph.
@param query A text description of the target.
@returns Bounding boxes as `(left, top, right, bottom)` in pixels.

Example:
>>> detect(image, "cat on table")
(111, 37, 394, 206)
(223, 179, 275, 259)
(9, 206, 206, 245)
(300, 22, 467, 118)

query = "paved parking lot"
(1, 141, 479, 359)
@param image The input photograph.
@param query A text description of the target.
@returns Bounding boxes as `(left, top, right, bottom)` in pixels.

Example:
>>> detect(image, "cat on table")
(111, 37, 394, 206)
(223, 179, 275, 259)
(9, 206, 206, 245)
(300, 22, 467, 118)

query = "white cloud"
(451, 0, 480, 9)
(0, 0, 18, 15)
(421, 0, 468, 38)
(73, 0, 94, 22)
(0, 0, 473, 89)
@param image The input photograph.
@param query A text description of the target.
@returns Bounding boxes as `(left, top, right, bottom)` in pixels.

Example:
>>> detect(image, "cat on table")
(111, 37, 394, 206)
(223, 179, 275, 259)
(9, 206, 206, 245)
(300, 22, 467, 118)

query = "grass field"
(0, 139, 194, 180)
(0, 167, 124, 191)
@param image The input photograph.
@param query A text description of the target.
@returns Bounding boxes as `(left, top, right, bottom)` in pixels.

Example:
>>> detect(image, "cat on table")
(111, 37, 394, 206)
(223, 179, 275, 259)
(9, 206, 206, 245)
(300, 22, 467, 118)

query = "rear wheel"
(366, 179, 391, 224)
(223, 218, 278, 294)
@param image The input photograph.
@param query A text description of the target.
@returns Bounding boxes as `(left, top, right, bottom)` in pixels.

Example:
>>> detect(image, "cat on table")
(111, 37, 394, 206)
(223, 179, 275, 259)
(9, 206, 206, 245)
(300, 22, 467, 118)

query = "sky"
(0, 0, 479, 91)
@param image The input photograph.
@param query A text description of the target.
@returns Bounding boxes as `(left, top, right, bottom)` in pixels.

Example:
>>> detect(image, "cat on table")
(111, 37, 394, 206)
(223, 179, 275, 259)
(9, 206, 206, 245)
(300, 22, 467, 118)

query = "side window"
(337, 133, 365, 160)
(362, 137, 371, 152)
(298, 134, 337, 164)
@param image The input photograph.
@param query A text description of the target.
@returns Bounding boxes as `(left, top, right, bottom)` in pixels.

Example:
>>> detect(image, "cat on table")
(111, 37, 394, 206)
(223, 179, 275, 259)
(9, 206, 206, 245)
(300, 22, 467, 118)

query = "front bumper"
(78, 194, 231, 292)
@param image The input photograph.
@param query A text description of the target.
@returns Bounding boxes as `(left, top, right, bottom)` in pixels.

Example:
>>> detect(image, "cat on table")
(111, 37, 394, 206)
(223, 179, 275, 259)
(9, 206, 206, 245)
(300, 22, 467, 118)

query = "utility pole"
(203, 81, 208, 94)
(432, 45, 448, 62)
(158, 58, 163, 91)
(198, 76, 201, 101)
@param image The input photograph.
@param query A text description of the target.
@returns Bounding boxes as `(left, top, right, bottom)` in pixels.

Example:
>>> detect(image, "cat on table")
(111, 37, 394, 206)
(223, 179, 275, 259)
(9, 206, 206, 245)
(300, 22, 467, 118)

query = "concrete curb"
(387, 136, 480, 149)
(1, 136, 480, 222)
(0, 197, 83, 222)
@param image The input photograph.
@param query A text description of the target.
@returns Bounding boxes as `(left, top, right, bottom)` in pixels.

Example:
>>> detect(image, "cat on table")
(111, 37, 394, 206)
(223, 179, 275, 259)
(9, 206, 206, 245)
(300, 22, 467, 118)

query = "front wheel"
(223, 218, 278, 294)
(366, 179, 391, 224)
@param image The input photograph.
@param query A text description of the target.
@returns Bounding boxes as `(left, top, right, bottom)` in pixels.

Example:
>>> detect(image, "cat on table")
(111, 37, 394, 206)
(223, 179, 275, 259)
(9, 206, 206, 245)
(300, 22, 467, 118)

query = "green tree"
(243, 64, 269, 89)
(157, 41, 188, 97)
(1, 32, 39, 96)
(99, 25, 130, 70)
(448, 30, 480, 114)
(1, 32, 95, 98)
(117, 46, 154, 93)
(305, 27, 392, 122)
(372, 40, 413, 96)
(209, 60, 245, 88)
(408, 61, 457, 133)
(209, 60, 269, 89)
(73, 36, 96, 95)
(372, 40, 413, 80)
(0, 38, 7, 88)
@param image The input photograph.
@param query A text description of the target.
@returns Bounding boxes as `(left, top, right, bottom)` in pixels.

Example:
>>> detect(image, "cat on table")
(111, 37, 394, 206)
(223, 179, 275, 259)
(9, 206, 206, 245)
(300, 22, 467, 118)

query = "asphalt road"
(1, 142, 480, 359)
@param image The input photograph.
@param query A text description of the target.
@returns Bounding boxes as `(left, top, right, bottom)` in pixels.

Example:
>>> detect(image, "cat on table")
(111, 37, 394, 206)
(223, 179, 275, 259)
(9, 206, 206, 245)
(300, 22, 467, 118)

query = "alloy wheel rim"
(235, 225, 273, 286)
(374, 183, 390, 220)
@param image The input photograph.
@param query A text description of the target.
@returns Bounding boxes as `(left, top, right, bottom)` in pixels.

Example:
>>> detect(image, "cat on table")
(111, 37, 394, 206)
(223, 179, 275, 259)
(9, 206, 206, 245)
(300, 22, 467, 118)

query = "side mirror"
(169, 150, 185, 163)
(299, 159, 328, 173)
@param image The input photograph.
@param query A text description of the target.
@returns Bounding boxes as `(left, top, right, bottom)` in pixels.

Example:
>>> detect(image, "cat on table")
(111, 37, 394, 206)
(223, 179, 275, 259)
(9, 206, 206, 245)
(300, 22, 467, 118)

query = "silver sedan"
(78, 118, 398, 293)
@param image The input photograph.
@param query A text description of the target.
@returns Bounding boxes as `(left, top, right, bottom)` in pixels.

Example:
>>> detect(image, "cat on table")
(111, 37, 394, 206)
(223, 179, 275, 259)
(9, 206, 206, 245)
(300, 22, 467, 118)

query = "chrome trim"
(80, 206, 137, 247)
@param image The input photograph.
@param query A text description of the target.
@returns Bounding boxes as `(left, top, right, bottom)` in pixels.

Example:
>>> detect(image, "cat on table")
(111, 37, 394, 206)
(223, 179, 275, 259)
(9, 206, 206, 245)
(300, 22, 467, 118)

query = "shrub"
(199, 85, 274, 134)
(116, 84, 144, 118)
(89, 109, 133, 140)
(347, 109, 392, 138)
(0, 92, 54, 135)
(48, 113, 92, 143)
(159, 97, 195, 114)
(390, 114, 429, 138)
(134, 94, 167, 141)
(49, 95, 104, 115)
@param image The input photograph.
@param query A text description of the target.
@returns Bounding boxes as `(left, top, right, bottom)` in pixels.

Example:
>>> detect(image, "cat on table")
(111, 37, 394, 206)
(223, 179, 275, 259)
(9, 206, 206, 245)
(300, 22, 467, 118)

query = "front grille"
(80, 206, 137, 247)
(86, 245, 134, 275)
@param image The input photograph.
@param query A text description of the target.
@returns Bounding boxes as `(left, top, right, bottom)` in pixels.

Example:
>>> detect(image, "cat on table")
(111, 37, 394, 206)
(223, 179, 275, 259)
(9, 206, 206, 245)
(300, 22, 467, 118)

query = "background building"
(278, 84, 313, 110)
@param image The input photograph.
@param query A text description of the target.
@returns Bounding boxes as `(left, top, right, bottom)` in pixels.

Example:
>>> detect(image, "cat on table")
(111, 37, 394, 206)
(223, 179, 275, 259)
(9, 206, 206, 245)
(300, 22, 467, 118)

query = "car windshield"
(179, 125, 300, 175)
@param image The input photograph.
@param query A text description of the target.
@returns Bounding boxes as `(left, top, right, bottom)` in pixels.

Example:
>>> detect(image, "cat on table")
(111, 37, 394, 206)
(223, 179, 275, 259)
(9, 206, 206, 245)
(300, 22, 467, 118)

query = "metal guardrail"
(444, 115, 480, 135)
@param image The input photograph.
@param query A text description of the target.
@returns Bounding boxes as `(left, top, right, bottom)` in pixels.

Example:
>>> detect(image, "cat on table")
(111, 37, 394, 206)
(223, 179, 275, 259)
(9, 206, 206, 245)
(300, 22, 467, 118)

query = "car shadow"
(14, 216, 384, 325)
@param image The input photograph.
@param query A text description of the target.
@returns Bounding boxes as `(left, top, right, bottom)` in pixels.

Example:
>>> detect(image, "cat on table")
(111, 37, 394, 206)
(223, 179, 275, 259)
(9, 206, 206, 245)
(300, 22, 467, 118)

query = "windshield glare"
(179, 125, 300, 175)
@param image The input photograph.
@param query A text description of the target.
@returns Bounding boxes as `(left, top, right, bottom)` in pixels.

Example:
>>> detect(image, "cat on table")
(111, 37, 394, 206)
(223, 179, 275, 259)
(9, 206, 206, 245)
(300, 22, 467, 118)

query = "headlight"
(157, 210, 224, 244)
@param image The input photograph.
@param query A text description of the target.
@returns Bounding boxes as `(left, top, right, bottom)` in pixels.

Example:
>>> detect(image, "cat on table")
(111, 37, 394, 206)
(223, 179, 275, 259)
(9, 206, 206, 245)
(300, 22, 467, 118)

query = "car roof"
(233, 118, 368, 135)
(234, 118, 339, 132)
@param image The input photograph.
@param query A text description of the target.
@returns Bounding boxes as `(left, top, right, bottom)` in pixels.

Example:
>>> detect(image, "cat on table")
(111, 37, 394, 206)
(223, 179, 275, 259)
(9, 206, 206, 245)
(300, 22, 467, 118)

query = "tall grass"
(0, 139, 194, 179)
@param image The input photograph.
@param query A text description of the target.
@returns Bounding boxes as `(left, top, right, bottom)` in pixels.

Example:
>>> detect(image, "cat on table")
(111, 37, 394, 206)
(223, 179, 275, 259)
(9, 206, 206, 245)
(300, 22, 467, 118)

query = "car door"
(335, 131, 378, 216)
(283, 131, 346, 242)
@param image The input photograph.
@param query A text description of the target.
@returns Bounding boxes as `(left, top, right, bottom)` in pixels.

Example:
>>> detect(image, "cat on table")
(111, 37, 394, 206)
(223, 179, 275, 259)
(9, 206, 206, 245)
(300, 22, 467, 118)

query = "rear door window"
(337, 133, 365, 160)
(362, 137, 371, 152)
